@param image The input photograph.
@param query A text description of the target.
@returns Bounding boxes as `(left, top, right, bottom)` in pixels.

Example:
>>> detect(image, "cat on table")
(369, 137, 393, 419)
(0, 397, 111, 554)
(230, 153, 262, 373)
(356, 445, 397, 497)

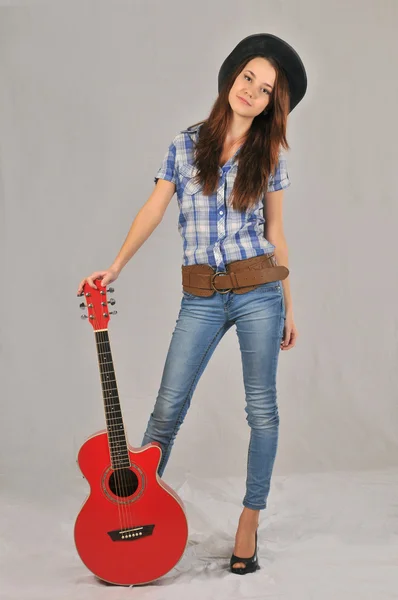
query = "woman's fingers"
(77, 269, 119, 296)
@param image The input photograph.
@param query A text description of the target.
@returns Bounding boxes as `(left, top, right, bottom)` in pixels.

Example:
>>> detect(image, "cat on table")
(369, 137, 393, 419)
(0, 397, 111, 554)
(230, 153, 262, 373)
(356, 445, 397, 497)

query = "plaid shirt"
(154, 123, 291, 270)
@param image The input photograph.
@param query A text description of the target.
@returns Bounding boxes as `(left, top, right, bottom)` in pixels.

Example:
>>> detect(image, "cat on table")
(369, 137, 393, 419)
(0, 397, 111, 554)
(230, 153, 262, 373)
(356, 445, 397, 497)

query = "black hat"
(218, 33, 307, 113)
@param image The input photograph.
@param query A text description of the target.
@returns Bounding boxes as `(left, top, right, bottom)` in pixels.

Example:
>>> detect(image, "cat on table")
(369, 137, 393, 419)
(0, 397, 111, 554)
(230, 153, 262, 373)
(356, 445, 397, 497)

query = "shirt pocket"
(179, 162, 203, 196)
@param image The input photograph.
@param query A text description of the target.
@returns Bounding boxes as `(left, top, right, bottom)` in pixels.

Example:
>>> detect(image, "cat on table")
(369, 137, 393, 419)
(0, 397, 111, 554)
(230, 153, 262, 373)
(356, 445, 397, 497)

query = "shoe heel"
(229, 529, 259, 575)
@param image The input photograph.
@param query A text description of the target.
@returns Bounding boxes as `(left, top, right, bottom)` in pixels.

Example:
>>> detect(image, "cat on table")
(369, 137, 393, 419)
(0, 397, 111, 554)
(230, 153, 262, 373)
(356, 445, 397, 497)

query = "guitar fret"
(93, 331, 129, 466)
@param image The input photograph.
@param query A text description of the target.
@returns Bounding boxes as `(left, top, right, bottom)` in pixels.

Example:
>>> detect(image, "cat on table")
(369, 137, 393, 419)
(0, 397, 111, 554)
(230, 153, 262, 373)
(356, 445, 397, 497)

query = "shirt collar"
(181, 122, 240, 170)
(180, 123, 203, 137)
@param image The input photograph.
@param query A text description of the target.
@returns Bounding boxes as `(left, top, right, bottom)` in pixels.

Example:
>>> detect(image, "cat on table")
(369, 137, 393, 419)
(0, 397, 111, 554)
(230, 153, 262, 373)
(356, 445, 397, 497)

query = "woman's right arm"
(77, 179, 176, 294)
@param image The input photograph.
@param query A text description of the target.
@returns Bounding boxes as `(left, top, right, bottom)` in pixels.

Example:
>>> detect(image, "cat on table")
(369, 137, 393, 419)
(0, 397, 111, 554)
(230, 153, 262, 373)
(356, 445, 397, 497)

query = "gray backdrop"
(1, 0, 397, 535)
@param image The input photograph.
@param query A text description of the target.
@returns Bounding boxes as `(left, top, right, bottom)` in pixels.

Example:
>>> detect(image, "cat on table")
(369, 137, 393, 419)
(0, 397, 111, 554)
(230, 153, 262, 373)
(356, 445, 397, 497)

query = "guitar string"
(98, 299, 132, 530)
(92, 288, 126, 531)
(98, 327, 129, 531)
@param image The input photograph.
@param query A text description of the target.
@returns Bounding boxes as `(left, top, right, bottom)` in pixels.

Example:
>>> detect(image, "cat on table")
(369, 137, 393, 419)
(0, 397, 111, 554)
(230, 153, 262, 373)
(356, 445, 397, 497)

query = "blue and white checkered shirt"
(154, 123, 291, 270)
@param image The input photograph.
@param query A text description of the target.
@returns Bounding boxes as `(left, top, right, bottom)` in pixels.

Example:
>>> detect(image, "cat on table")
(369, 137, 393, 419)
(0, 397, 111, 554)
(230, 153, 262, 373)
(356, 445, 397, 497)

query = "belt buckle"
(211, 270, 231, 294)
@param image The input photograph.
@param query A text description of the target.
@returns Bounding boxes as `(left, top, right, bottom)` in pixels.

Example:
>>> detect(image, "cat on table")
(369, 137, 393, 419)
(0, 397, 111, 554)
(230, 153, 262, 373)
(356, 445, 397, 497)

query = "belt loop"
(229, 272, 239, 288)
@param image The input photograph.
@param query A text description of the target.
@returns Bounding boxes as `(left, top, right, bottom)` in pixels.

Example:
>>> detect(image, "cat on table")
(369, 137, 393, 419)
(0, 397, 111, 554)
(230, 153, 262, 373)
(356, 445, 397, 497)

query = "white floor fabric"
(1, 468, 397, 600)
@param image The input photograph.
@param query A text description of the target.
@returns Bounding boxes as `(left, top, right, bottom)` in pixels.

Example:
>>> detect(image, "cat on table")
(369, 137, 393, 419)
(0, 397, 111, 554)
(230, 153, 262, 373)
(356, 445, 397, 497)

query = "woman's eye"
(245, 75, 269, 94)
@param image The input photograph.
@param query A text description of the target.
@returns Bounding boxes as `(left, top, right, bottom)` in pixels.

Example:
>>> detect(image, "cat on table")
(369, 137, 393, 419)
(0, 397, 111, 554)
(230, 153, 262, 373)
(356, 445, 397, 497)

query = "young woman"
(77, 33, 307, 575)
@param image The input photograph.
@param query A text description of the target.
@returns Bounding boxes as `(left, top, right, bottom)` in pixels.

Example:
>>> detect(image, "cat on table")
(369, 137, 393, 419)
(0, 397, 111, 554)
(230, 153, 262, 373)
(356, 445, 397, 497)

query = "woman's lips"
(238, 96, 250, 106)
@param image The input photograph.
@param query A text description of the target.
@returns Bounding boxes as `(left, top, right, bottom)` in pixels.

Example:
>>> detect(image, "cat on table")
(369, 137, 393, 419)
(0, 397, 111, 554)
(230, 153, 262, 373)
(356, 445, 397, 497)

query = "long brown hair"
(188, 55, 291, 212)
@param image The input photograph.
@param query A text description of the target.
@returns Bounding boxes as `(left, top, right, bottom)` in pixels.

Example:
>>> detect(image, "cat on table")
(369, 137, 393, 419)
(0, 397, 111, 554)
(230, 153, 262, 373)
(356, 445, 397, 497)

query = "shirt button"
(219, 210, 223, 215)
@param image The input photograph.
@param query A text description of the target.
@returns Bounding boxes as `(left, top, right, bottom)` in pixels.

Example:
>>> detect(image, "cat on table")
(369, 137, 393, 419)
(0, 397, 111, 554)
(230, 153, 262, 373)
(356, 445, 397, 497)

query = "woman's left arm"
(263, 189, 293, 317)
(264, 188, 298, 350)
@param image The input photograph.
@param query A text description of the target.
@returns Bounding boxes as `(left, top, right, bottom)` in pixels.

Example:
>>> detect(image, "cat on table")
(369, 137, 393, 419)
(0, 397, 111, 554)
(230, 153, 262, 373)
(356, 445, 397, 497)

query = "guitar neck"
(95, 330, 130, 469)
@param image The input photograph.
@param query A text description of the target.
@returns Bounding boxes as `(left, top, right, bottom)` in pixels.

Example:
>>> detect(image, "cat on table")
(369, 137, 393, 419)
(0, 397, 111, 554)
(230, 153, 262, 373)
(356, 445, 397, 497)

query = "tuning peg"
(81, 314, 88, 320)
(107, 287, 114, 293)
(109, 310, 118, 315)
(108, 298, 116, 305)
(79, 302, 86, 310)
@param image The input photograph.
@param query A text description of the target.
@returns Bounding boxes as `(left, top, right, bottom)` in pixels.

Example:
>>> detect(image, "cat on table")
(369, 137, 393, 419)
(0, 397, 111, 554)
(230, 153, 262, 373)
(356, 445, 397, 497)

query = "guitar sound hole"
(108, 469, 139, 498)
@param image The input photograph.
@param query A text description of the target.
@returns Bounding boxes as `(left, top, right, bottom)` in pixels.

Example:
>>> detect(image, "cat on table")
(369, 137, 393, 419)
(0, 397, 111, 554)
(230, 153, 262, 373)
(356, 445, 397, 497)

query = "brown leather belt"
(182, 254, 289, 297)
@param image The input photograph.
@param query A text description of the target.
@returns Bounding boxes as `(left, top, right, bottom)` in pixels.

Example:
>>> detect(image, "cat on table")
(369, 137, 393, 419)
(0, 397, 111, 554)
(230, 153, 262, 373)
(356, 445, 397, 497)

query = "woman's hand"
(77, 266, 120, 296)
(281, 310, 298, 350)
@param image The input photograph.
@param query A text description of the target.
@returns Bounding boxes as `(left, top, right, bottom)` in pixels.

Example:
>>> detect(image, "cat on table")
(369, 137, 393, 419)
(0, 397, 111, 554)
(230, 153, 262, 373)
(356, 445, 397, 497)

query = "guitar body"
(74, 431, 188, 585)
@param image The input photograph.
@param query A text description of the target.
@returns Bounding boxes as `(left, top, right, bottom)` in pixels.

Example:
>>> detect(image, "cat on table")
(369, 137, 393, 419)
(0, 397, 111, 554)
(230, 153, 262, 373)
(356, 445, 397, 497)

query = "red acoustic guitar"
(74, 279, 188, 585)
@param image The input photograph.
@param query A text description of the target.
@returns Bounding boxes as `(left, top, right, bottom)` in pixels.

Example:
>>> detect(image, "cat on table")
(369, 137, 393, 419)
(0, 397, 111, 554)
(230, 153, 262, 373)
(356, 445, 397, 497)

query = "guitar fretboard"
(95, 331, 130, 469)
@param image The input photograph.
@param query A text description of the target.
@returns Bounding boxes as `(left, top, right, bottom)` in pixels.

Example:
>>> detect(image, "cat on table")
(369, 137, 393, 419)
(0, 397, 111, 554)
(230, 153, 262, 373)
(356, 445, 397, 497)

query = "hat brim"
(218, 33, 307, 113)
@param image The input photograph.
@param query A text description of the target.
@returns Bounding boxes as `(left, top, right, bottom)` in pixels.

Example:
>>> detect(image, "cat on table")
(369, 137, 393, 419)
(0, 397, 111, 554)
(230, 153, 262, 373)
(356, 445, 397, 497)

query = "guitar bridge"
(107, 524, 155, 541)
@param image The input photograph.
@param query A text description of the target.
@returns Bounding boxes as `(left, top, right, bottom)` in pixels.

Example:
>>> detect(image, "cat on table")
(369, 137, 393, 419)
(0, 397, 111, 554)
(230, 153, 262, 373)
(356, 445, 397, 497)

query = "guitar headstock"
(78, 278, 117, 330)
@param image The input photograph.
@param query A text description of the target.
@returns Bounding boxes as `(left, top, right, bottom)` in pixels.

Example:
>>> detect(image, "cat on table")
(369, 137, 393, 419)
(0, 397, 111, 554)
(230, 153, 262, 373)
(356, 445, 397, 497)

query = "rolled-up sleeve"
(154, 139, 178, 185)
(267, 152, 291, 192)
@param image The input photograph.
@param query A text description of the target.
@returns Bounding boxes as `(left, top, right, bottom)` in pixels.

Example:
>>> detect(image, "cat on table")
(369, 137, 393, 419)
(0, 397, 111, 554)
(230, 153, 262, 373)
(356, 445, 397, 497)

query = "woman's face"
(228, 56, 276, 117)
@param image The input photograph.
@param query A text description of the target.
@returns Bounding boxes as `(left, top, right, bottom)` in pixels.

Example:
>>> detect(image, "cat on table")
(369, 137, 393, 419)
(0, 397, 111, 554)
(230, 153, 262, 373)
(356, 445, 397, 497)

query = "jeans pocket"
(252, 280, 286, 320)
(251, 281, 282, 294)
(182, 290, 197, 300)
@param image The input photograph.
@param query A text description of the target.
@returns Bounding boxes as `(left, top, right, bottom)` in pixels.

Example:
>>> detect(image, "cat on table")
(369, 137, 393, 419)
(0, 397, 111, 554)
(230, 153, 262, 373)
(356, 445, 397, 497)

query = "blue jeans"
(141, 280, 286, 510)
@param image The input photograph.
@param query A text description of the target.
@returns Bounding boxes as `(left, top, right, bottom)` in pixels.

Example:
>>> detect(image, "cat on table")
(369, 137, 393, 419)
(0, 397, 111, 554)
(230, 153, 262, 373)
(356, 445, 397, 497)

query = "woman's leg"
(141, 292, 232, 476)
(231, 281, 285, 566)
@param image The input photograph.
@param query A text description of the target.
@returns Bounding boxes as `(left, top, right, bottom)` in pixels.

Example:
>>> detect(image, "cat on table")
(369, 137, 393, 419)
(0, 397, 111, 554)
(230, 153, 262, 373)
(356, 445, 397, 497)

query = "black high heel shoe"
(229, 529, 259, 575)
